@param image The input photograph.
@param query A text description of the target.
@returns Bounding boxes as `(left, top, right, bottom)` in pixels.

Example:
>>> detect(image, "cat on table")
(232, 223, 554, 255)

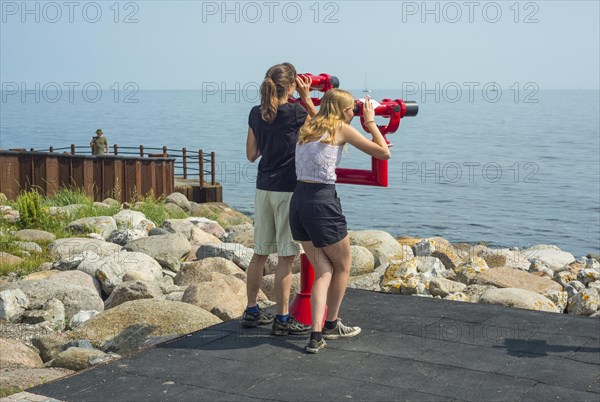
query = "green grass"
(132, 192, 188, 226)
(0, 386, 23, 398)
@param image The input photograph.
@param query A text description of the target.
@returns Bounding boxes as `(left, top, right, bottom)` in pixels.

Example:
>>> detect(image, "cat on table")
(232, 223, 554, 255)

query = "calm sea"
(1, 89, 599, 257)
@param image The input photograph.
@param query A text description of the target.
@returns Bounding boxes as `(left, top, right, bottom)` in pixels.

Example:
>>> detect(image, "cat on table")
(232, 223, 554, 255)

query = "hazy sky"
(1, 0, 599, 90)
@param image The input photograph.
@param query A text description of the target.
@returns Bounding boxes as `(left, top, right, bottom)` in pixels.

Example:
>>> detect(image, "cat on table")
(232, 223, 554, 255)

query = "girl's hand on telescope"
(363, 98, 375, 123)
(296, 75, 312, 100)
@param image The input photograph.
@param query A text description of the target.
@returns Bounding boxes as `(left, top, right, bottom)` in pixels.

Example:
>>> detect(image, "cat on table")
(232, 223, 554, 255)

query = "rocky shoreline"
(1, 191, 599, 396)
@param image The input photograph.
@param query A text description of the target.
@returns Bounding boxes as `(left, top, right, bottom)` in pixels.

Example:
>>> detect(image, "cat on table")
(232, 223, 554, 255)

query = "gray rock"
(429, 277, 467, 297)
(124, 233, 191, 262)
(48, 238, 123, 261)
(350, 245, 375, 276)
(71, 299, 221, 354)
(166, 192, 191, 212)
(522, 247, 575, 271)
(106, 229, 148, 246)
(21, 298, 65, 330)
(32, 333, 70, 362)
(349, 230, 413, 266)
(567, 288, 600, 316)
(461, 284, 497, 303)
(15, 241, 47, 253)
(165, 202, 188, 217)
(67, 216, 118, 239)
(544, 289, 568, 312)
(161, 219, 194, 239)
(0, 280, 104, 320)
(479, 288, 558, 313)
(155, 253, 182, 273)
(49, 347, 114, 371)
(175, 258, 246, 285)
(182, 272, 247, 320)
(14, 229, 56, 243)
(43, 270, 102, 296)
(77, 250, 162, 294)
(577, 269, 600, 286)
(112, 210, 155, 232)
(186, 217, 226, 239)
(104, 280, 164, 309)
(565, 280, 586, 299)
(0, 251, 23, 266)
(223, 223, 254, 247)
(189, 227, 222, 247)
(0, 288, 29, 322)
(149, 227, 170, 236)
(69, 310, 100, 329)
(196, 243, 254, 271)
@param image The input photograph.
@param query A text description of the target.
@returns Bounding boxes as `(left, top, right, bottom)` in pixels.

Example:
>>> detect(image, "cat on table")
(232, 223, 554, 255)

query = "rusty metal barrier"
(0, 150, 175, 203)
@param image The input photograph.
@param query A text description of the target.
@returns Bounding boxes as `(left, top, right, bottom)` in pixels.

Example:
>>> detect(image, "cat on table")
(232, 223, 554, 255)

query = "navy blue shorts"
(289, 181, 348, 248)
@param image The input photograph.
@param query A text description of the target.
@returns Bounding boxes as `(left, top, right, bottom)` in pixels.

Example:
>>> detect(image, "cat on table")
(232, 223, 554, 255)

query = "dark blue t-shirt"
(248, 103, 308, 192)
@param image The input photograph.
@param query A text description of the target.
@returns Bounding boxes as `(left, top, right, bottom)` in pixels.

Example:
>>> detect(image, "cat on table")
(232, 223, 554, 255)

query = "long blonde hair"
(298, 89, 355, 144)
(260, 63, 297, 124)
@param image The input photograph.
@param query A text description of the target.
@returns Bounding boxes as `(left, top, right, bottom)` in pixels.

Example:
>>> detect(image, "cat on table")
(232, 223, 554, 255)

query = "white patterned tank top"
(295, 133, 344, 184)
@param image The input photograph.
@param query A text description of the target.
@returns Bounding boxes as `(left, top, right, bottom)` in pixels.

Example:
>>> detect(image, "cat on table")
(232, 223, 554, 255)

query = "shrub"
(16, 190, 44, 228)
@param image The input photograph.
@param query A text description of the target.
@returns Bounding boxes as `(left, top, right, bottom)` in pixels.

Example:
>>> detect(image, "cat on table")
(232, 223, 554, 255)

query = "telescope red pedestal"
(289, 254, 327, 327)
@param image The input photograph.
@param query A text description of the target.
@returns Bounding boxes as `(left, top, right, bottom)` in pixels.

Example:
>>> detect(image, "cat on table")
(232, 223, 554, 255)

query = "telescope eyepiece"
(404, 101, 419, 117)
(330, 76, 340, 89)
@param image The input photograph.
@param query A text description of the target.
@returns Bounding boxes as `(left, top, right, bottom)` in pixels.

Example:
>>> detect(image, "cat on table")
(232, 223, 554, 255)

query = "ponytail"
(259, 63, 297, 124)
(260, 76, 279, 124)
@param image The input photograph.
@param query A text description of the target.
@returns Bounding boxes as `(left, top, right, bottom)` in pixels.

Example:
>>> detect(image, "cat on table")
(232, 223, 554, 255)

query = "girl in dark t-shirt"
(243, 63, 317, 335)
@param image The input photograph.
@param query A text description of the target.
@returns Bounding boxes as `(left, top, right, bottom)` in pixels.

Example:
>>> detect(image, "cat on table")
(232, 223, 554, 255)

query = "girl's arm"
(246, 127, 260, 162)
(340, 123, 390, 160)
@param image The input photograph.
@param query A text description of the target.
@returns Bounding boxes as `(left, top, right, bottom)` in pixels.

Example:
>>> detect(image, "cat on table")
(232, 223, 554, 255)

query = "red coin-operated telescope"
(288, 73, 340, 107)
(289, 74, 419, 326)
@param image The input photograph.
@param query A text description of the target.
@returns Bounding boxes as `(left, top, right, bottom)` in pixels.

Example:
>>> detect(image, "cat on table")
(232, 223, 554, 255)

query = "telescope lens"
(404, 101, 419, 117)
(330, 76, 340, 89)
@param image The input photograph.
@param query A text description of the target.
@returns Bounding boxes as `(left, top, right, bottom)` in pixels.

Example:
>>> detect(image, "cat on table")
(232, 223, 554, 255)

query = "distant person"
(90, 129, 109, 155)
(243, 63, 317, 335)
(290, 89, 390, 353)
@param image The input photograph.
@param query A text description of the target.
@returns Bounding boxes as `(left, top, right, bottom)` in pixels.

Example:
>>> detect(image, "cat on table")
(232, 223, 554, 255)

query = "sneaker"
(322, 319, 361, 340)
(271, 315, 311, 336)
(242, 307, 274, 328)
(305, 338, 327, 354)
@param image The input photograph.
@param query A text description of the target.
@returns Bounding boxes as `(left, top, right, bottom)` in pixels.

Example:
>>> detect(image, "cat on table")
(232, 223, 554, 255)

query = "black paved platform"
(29, 289, 600, 401)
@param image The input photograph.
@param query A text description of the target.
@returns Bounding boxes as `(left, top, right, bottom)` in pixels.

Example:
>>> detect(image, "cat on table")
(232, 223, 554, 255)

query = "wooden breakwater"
(0, 145, 222, 203)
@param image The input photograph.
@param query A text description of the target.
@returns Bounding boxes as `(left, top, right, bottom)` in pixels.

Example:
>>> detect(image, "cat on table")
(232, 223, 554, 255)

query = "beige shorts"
(253, 189, 301, 256)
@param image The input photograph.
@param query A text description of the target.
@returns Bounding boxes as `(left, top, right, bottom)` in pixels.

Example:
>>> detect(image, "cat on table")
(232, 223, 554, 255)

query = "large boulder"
(41, 270, 102, 296)
(196, 243, 253, 271)
(0, 281, 104, 320)
(190, 227, 222, 246)
(48, 347, 115, 371)
(479, 288, 559, 313)
(349, 230, 413, 266)
(0, 338, 43, 368)
(181, 272, 247, 320)
(175, 258, 246, 285)
(14, 241, 43, 254)
(21, 298, 66, 330)
(123, 233, 191, 264)
(166, 192, 192, 212)
(0, 289, 29, 322)
(14, 229, 56, 243)
(481, 248, 530, 271)
(112, 210, 155, 232)
(106, 229, 148, 246)
(415, 238, 464, 270)
(473, 267, 563, 294)
(454, 258, 489, 284)
(567, 288, 600, 316)
(429, 277, 467, 297)
(462, 284, 497, 303)
(67, 216, 117, 239)
(224, 223, 254, 248)
(189, 202, 252, 228)
(522, 247, 575, 271)
(350, 245, 375, 276)
(104, 280, 164, 309)
(161, 219, 194, 239)
(48, 238, 123, 261)
(0, 251, 23, 266)
(71, 299, 221, 354)
(77, 251, 162, 294)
